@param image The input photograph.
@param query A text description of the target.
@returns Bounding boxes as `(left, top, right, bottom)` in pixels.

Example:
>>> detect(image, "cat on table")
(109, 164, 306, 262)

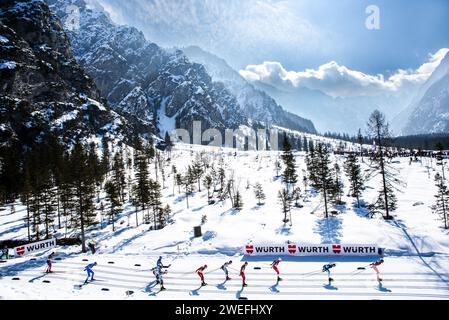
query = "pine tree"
(309, 139, 315, 153)
(434, 173, 448, 229)
(278, 189, 292, 223)
(253, 182, 266, 206)
(172, 165, 177, 196)
(132, 147, 151, 226)
(0, 141, 22, 203)
(164, 131, 174, 156)
(203, 174, 213, 203)
(184, 166, 195, 208)
(70, 141, 97, 253)
(41, 173, 56, 239)
(158, 204, 172, 229)
(105, 180, 121, 232)
(192, 155, 204, 192)
(20, 167, 32, 241)
(218, 159, 226, 195)
(306, 143, 334, 218)
(302, 172, 308, 192)
(100, 138, 111, 177)
(149, 179, 163, 230)
(344, 153, 364, 208)
(112, 151, 127, 203)
(281, 133, 298, 192)
(329, 163, 344, 205)
(303, 136, 308, 154)
(233, 190, 243, 211)
(87, 142, 103, 190)
(176, 173, 183, 194)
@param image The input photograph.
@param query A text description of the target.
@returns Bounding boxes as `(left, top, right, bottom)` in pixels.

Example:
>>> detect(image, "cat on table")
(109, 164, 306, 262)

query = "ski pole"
(350, 264, 371, 273)
(253, 266, 271, 270)
(205, 267, 222, 274)
(301, 270, 323, 278)
(350, 264, 371, 276)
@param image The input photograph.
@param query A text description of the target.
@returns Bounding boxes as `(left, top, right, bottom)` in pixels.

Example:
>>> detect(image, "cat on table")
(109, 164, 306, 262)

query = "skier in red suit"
(271, 258, 282, 281)
(370, 259, 384, 282)
(196, 265, 208, 286)
(240, 262, 248, 287)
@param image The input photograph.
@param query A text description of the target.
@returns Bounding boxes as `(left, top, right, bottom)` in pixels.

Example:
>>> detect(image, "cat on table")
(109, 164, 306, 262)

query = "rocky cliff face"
(47, 0, 248, 137)
(400, 52, 449, 135)
(182, 45, 317, 134)
(0, 0, 153, 147)
(402, 72, 449, 135)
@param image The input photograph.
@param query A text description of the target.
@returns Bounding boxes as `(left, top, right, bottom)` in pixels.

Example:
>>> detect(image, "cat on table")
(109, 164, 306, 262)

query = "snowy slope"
(1, 138, 449, 300)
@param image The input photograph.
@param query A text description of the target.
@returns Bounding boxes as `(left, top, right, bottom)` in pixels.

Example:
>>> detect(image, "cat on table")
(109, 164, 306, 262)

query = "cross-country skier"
(271, 258, 282, 281)
(370, 258, 384, 282)
(240, 262, 248, 287)
(221, 260, 232, 281)
(152, 267, 166, 291)
(322, 263, 336, 282)
(45, 252, 55, 273)
(84, 262, 97, 284)
(0, 246, 9, 260)
(196, 265, 208, 286)
(156, 256, 171, 272)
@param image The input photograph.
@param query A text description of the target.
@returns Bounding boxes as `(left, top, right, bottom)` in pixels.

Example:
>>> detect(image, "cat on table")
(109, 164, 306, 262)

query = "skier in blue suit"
(84, 262, 97, 284)
(156, 256, 170, 273)
(322, 263, 336, 282)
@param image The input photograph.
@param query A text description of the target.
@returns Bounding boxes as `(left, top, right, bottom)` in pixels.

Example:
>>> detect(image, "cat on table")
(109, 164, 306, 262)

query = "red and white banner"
(243, 242, 382, 256)
(14, 238, 57, 257)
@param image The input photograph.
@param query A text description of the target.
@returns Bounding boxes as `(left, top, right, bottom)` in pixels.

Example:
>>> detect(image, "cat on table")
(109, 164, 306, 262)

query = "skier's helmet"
(278, 258, 282, 261)
(204, 264, 208, 268)
(229, 260, 232, 264)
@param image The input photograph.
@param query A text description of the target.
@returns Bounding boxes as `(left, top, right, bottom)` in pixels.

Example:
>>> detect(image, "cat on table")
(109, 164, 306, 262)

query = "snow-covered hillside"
(2, 140, 449, 300)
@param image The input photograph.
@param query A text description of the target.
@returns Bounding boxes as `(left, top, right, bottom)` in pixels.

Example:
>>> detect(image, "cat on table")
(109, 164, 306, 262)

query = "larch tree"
(366, 110, 398, 220)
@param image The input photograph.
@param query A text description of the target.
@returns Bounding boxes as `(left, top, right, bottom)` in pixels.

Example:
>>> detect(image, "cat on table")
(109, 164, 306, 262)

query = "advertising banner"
(14, 238, 57, 257)
(243, 242, 382, 256)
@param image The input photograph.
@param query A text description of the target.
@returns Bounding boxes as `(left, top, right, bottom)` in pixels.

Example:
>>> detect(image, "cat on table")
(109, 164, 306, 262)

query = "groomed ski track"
(2, 254, 449, 300)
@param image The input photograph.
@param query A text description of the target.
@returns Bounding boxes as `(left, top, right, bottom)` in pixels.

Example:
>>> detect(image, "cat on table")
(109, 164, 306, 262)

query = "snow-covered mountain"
(398, 52, 449, 135)
(0, 0, 152, 147)
(44, 0, 255, 137)
(47, 0, 316, 137)
(182, 46, 316, 134)
(246, 78, 413, 135)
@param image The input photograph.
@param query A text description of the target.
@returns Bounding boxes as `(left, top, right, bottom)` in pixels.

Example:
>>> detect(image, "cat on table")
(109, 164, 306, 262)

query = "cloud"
(95, 0, 335, 68)
(240, 48, 449, 98)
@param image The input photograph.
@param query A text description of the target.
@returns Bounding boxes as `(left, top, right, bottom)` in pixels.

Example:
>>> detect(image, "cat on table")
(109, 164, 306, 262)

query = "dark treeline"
(0, 132, 171, 252)
(391, 133, 449, 151)
(0, 134, 106, 252)
(323, 131, 449, 151)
